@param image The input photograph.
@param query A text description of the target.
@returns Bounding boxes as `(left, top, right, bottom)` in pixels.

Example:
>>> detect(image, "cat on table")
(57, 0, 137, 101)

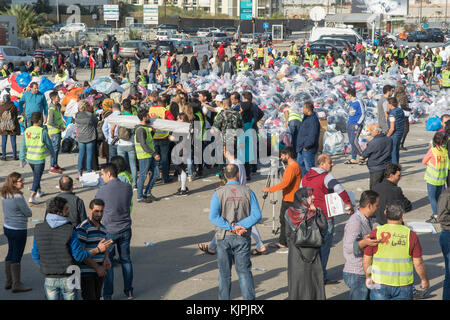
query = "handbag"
(293, 210, 324, 249)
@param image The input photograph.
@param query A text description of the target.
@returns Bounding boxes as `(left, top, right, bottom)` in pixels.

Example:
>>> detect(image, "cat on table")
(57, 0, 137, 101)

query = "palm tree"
(1, 5, 52, 38)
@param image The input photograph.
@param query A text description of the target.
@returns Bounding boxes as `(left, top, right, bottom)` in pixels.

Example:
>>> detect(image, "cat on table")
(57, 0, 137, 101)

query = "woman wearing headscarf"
(394, 84, 412, 151)
(285, 187, 328, 300)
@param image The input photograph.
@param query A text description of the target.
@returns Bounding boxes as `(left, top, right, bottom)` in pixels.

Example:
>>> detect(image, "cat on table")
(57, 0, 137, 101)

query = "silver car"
(0, 46, 33, 71)
(119, 40, 152, 58)
(211, 32, 231, 48)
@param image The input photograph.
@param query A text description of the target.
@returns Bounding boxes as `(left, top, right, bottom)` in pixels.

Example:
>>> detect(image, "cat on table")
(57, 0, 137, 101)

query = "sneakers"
(54, 165, 65, 171)
(413, 289, 430, 300)
(133, 186, 137, 191)
(125, 292, 134, 300)
(35, 191, 46, 198)
(145, 193, 158, 202)
(426, 216, 439, 224)
(137, 197, 153, 203)
(49, 167, 62, 174)
(0, 156, 6, 161)
(176, 187, 189, 196)
(28, 198, 39, 205)
(188, 176, 193, 182)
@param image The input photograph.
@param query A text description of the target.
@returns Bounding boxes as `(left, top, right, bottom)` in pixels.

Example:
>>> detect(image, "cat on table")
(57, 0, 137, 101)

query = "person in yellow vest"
(148, 96, 175, 184)
(290, 41, 297, 55)
(441, 64, 450, 91)
(236, 55, 242, 72)
(135, 108, 160, 203)
(304, 43, 311, 65)
(422, 132, 449, 224)
(136, 71, 147, 88)
(19, 112, 55, 205)
(257, 44, 265, 67)
(30, 66, 40, 77)
(0, 63, 10, 78)
(434, 48, 443, 76)
(47, 91, 66, 175)
(287, 51, 296, 65)
(332, 62, 342, 76)
(240, 58, 250, 72)
(363, 202, 429, 300)
(283, 104, 303, 158)
(54, 69, 67, 83)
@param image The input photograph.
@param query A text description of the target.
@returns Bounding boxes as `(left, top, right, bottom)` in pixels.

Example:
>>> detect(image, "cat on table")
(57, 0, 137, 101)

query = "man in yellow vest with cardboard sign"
(19, 112, 55, 206)
(363, 202, 429, 300)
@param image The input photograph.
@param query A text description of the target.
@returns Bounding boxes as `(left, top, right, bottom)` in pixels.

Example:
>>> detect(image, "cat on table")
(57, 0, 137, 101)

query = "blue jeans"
(288, 120, 301, 158)
(50, 133, 61, 167)
(216, 235, 255, 300)
(296, 149, 316, 177)
(427, 183, 444, 216)
(343, 272, 369, 300)
(29, 162, 45, 193)
(109, 144, 118, 162)
(1, 135, 17, 157)
(44, 277, 78, 300)
(192, 70, 198, 76)
(137, 157, 159, 199)
(201, 70, 209, 77)
(347, 123, 363, 159)
(321, 218, 334, 281)
(118, 145, 137, 187)
(148, 72, 156, 84)
(154, 139, 170, 183)
(103, 228, 133, 298)
(390, 134, 402, 164)
(370, 284, 413, 300)
(77, 140, 95, 174)
(440, 230, 450, 300)
(4, 227, 27, 263)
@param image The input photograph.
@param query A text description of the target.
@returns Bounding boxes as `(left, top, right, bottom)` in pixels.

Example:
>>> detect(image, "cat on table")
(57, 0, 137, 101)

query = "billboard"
(240, 0, 253, 20)
(104, 4, 119, 21)
(143, 5, 158, 25)
(351, 0, 408, 16)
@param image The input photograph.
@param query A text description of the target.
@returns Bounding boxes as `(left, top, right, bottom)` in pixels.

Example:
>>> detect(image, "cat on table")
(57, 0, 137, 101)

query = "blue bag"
(16, 72, 32, 87)
(426, 116, 442, 132)
(39, 77, 55, 93)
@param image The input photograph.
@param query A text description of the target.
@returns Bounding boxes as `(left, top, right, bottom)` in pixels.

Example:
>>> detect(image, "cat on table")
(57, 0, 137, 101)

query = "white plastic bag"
(322, 130, 345, 155)
(64, 99, 79, 118)
(80, 172, 99, 187)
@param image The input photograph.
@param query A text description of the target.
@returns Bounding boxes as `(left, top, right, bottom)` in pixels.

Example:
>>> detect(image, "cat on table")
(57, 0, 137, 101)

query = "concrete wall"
(0, 15, 18, 47)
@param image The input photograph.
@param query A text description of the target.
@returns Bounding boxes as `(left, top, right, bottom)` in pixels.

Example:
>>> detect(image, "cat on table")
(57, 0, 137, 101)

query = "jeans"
(216, 235, 255, 300)
(201, 70, 209, 77)
(154, 139, 170, 183)
(103, 228, 133, 298)
(289, 120, 302, 158)
(118, 145, 137, 187)
(44, 277, 78, 300)
(401, 117, 409, 147)
(78, 140, 95, 174)
(108, 144, 118, 162)
(347, 123, 363, 159)
(370, 284, 413, 300)
(4, 227, 27, 263)
(50, 133, 61, 167)
(191, 70, 198, 76)
(427, 183, 444, 216)
(296, 149, 316, 177)
(209, 226, 265, 251)
(137, 157, 159, 199)
(440, 230, 450, 300)
(1, 135, 17, 157)
(148, 72, 156, 84)
(321, 218, 335, 281)
(390, 134, 402, 164)
(29, 162, 45, 193)
(343, 272, 369, 300)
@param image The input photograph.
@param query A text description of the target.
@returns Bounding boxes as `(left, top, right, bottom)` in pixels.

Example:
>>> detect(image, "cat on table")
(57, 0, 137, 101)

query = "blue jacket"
(361, 133, 393, 172)
(296, 112, 320, 154)
(387, 107, 405, 137)
(347, 98, 366, 126)
(18, 91, 48, 118)
(209, 181, 262, 231)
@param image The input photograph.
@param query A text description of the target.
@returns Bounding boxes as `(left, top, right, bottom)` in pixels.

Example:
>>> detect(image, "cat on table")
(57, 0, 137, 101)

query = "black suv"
(427, 28, 445, 42)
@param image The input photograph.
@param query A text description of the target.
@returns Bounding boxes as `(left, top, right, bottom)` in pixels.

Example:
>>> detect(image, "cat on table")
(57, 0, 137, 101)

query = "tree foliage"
(1, 5, 52, 37)
(33, 0, 52, 14)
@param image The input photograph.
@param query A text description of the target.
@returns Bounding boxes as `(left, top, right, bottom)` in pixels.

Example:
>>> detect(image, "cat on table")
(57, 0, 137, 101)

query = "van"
(309, 27, 364, 45)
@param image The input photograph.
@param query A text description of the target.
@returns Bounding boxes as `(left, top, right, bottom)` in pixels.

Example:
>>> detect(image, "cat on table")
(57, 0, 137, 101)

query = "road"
(0, 67, 445, 300)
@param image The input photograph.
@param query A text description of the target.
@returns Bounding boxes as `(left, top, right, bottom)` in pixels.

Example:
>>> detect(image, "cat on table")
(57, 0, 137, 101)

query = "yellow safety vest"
(0, 69, 7, 77)
(287, 55, 295, 65)
(55, 74, 67, 82)
(443, 70, 450, 88)
(288, 108, 303, 122)
(118, 171, 134, 212)
(134, 126, 155, 160)
(240, 62, 249, 71)
(137, 75, 147, 87)
(24, 126, 46, 161)
(435, 55, 443, 68)
(257, 48, 264, 58)
(194, 111, 207, 141)
(425, 147, 449, 186)
(47, 106, 65, 136)
(333, 65, 342, 75)
(148, 106, 169, 139)
(372, 224, 414, 287)
(31, 71, 39, 77)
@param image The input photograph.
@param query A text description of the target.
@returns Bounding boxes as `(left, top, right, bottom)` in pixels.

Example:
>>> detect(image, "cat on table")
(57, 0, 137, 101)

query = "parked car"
(314, 38, 352, 51)
(208, 27, 221, 33)
(427, 28, 445, 42)
(180, 26, 200, 35)
(197, 28, 211, 37)
(157, 40, 177, 55)
(211, 32, 231, 48)
(0, 46, 33, 71)
(169, 34, 190, 41)
(60, 23, 87, 33)
(119, 40, 152, 58)
(158, 24, 179, 31)
(156, 30, 174, 41)
(309, 43, 339, 56)
(177, 40, 194, 54)
(407, 30, 429, 42)
(240, 34, 256, 44)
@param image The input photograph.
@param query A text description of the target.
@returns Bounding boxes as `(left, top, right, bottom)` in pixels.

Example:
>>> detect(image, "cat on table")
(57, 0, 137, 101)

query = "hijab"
(286, 188, 315, 229)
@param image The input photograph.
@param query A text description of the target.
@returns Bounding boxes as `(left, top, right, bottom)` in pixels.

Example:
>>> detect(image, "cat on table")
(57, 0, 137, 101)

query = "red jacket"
(301, 168, 351, 219)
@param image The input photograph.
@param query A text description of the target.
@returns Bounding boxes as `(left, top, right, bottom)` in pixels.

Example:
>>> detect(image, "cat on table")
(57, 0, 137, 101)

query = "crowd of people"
(0, 34, 449, 301)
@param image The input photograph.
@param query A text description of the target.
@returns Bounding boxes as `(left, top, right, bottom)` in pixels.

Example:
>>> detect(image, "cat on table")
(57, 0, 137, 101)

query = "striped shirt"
(34, 49, 44, 59)
(76, 219, 107, 277)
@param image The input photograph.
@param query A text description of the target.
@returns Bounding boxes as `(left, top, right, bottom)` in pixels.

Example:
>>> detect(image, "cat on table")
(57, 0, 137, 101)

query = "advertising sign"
(351, 0, 408, 16)
(144, 5, 159, 25)
(240, 0, 253, 20)
(104, 4, 119, 21)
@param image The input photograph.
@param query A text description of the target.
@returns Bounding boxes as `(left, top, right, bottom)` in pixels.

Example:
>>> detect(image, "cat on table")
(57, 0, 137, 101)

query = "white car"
(156, 30, 173, 41)
(170, 34, 189, 41)
(0, 46, 33, 71)
(197, 28, 211, 37)
(60, 23, 87, 33)
(208, 27, 221, 33)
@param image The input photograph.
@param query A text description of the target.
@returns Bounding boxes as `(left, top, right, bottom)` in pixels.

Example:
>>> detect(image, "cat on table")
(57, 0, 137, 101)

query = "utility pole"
(419, 0, 422, 24)
(446, 0, 448, 26)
